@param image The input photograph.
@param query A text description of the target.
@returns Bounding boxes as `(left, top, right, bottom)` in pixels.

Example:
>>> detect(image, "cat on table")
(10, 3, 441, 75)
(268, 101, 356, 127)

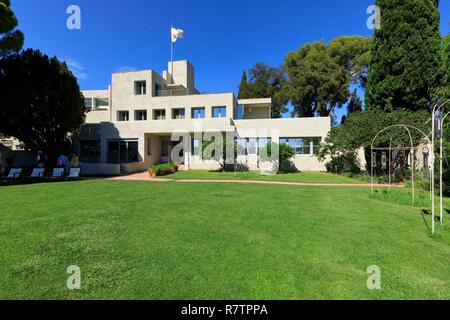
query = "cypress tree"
(237, 71, 251, 99)
(365, 0, 441, 112)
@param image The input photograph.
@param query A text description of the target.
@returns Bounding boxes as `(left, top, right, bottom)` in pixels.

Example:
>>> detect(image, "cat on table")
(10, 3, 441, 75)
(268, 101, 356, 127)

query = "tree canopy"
(284, 36, 371, 117)
(0, 49, 86, 163)
(0, 0, 24, 57)
(365, 0, 441, 112)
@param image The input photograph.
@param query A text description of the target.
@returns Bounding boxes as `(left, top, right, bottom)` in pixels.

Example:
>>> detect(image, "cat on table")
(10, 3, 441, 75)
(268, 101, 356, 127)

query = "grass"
(1, 179, 450, 299)
(155, 170, 363, 184)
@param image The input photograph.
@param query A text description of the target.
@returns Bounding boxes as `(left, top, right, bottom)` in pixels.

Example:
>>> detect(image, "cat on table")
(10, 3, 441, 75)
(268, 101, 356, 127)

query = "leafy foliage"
(284, 36, 371, 117)
(442, 35, 450, 99)
(0, 49, 86, 163)
(0, 0, 24, 57)
(259, 142, 296, 173)
(365, 0, 441, 111)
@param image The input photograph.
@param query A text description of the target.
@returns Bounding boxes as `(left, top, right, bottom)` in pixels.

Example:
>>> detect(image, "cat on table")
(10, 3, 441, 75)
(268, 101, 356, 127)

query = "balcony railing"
(155, 89, 190, 97)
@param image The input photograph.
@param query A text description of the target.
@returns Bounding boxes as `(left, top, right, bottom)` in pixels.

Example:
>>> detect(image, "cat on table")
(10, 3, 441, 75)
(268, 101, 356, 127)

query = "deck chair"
(28, 168, 45, 180)
(67, 167, 81, 180)
(51, 167, 65, 179)
(4, 168, 22, 180)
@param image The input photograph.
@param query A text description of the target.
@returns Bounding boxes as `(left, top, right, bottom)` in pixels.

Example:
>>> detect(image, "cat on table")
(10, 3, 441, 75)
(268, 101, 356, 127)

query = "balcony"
(155, 89, 190, 97)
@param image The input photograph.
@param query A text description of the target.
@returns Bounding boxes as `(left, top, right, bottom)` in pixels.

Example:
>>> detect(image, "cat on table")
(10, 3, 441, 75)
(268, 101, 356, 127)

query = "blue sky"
(11, 0, 450, 120)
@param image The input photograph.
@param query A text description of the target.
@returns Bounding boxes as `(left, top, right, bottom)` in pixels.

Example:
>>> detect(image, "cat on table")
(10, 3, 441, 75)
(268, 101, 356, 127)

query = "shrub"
(148, 162, 178, 176)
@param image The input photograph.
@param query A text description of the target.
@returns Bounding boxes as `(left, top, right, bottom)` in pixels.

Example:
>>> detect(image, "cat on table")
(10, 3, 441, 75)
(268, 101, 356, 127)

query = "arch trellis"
(370, 124, 431, 207)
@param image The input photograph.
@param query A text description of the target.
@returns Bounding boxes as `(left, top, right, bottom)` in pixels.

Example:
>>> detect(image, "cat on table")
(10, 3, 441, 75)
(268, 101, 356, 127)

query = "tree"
(237, 71, 251, 99)
(365, 0, 441, 112)
(284, 36, 370, 117)
(347, 89, 363, 114)
(442, 35, 450, 99)
(0, 0, 24, 57)
(240, 63, 289, 118)
(316, 127, 361, 173)
(0, 49, 86, 164)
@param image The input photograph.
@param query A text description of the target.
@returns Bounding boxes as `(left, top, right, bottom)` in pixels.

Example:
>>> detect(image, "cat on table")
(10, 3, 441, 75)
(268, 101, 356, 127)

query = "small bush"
(148, 162, 178, 176)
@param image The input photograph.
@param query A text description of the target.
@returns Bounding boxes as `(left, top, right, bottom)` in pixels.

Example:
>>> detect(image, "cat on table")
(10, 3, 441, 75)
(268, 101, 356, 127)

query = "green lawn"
(155, 170, 364, 184)
(1, 179, 449, 299)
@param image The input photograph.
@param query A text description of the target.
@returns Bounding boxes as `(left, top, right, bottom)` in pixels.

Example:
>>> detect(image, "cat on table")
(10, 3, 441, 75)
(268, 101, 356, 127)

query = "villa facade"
(75, 60, 331, 175)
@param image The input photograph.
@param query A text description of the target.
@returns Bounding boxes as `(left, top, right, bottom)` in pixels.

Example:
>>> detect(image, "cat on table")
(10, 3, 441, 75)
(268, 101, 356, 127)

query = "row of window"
(191, 137, 321, 156)
(79, 136, 322, 164)
(117, 106, 227, 121)
(85, 98, 109, 109)
(280, 137, 321, 155)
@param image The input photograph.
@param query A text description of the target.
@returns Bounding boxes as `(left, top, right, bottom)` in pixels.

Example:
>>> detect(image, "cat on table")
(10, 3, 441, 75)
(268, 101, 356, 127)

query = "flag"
(171, 27, 184, 43)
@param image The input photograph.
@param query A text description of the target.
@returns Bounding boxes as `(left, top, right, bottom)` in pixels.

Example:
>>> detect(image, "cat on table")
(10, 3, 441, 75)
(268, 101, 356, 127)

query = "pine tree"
(0, 0, 24, 57)
(365, 0, 441, 112)
(347, 89, 363, 114)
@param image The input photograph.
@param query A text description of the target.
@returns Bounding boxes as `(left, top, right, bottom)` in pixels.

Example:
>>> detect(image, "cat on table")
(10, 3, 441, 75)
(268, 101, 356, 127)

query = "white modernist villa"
(75, 60, 331, 175)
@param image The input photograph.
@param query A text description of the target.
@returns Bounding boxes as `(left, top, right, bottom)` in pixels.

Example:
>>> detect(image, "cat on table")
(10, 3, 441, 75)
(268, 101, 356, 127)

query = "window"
(135, 110, 147, 121)
(147, 138, 151, 156)
(117, 111, 129, 121)
(172, 108, 185, 119)
(95, 98, 109, 108)
(235, 104, 244, 119)
(135, 81, 146, 95)
(79, 140, 100, 163)
(153, 109, 166, 120)
(212, 106, 227, 118)
(280, 137, 321, 155)
(84, 98, 92, 109)
(154, 83, 162, 96)
(108, 140, 139, 164)
(247, 138, 257, 155)
(191, 138, 202, 156)
(191, 107, 205, 119)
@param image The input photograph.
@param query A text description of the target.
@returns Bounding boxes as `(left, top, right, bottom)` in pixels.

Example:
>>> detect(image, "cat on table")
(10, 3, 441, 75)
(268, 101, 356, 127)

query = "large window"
(280, 137, 321, 155)
(235, 105, 244, 120)
(135, 81, 146, 95)
(117, 111, 129, 121)
(235, 138, 270, 156)
(192, 107, 205, 119)
(172, 108, 185, 119)
(191, 138, 202, 156)
(79, 140, 100, 163)
(212, 106, 227, 118)
(135, 110, 147, 121)
(84, 98, 92, 109)
(153, 109, 166, 120)
(95, 98, 109, 108)
(108, 140, 139, 164)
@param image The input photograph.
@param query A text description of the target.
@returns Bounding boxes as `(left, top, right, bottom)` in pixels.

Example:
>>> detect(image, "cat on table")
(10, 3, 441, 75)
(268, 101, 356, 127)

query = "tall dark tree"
(237, 71, 251, 99)
(365, 0, 441, 112)
(0, 49, 86, 164)
(0, 0, 24, 57)
(442, 34, 450, 99)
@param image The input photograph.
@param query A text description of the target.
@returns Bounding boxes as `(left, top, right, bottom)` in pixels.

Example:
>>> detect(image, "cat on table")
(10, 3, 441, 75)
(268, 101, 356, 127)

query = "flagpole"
(170, 24, 174, 84)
